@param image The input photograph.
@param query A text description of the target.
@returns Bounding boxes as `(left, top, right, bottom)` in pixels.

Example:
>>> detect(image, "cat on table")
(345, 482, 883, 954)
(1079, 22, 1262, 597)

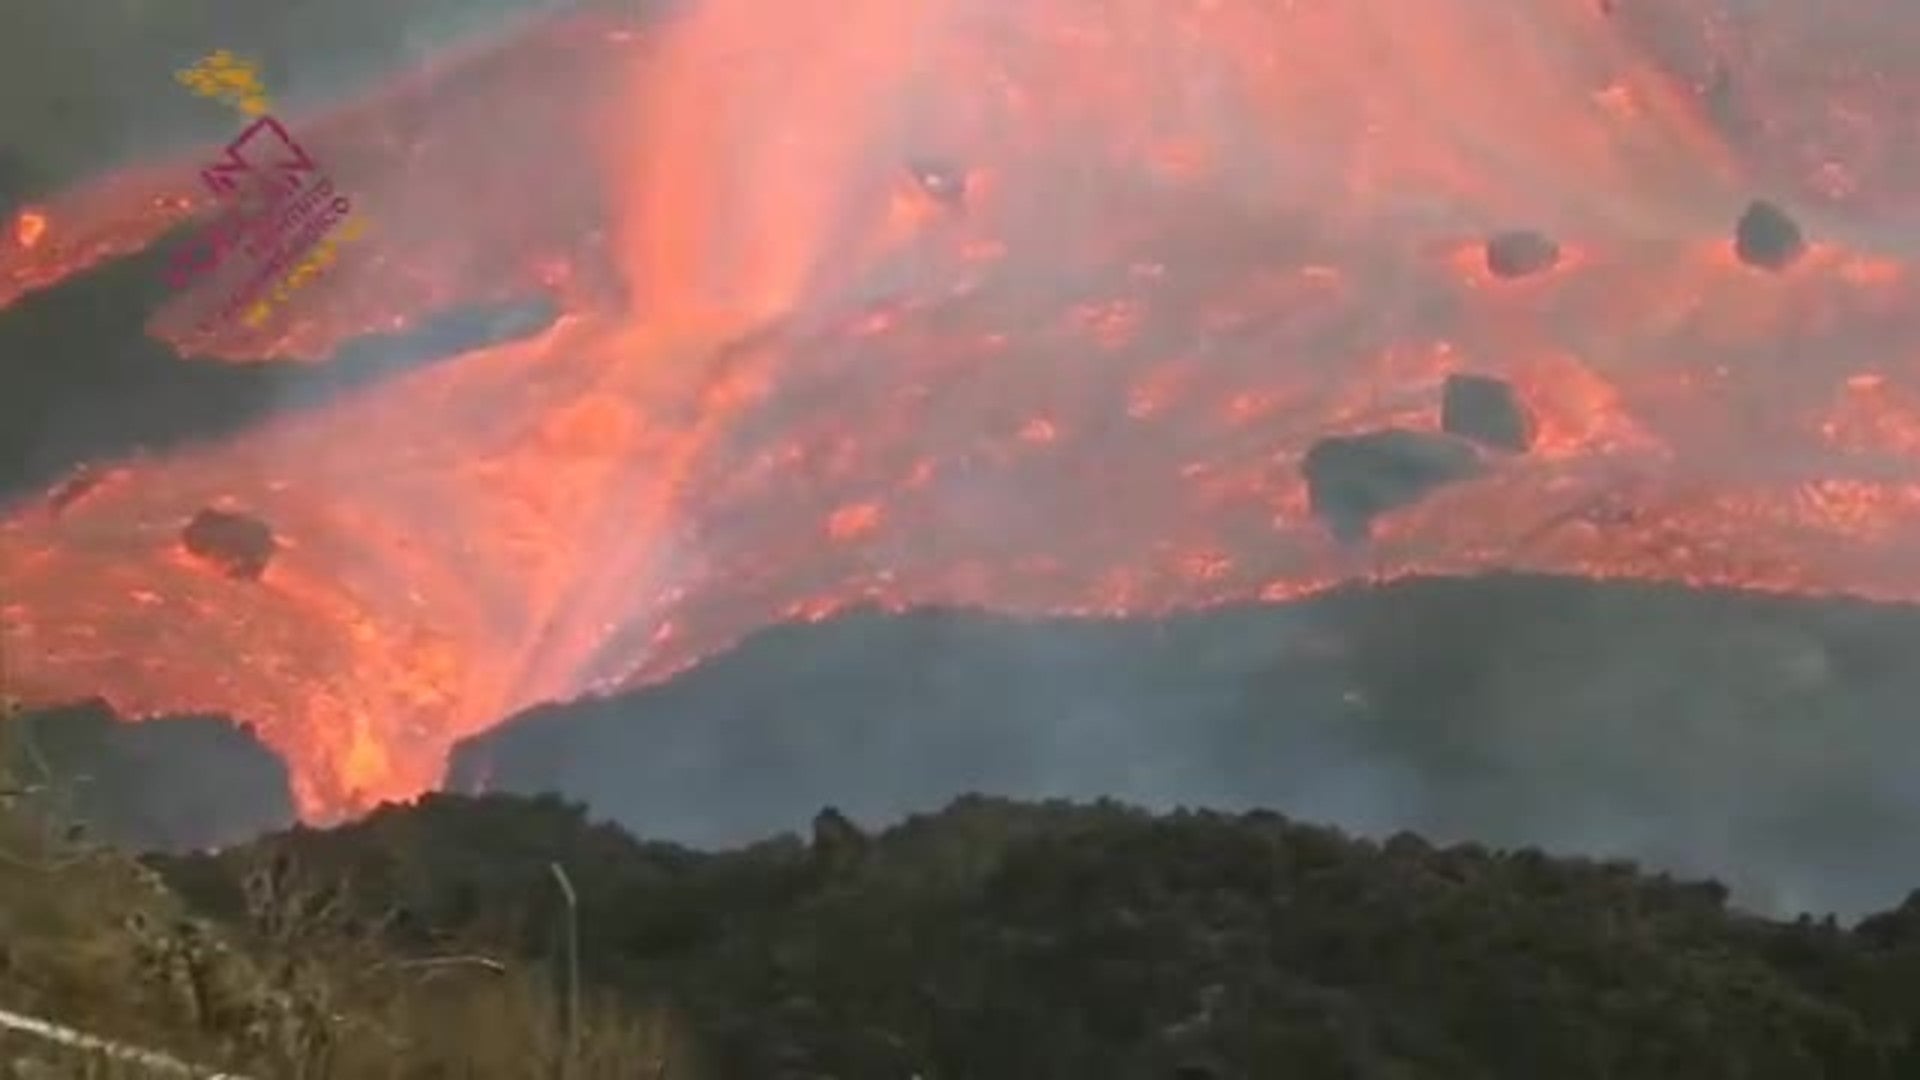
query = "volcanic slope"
(453, 573, 1920, 919)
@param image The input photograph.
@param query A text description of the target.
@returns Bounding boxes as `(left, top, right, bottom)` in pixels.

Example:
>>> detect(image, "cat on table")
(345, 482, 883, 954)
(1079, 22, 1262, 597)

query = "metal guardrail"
(0, 1004, 255, 1079)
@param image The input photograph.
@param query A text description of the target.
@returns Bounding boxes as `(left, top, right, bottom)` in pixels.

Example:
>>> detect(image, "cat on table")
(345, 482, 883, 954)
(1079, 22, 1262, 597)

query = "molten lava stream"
(5, 0, 1920, 818)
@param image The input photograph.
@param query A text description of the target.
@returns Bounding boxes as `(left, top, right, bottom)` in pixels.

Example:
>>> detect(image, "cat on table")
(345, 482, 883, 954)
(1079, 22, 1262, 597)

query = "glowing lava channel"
(4, 0, 1920, 817)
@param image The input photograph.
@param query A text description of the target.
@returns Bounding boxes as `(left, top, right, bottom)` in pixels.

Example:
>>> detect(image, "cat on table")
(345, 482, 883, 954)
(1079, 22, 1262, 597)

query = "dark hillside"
(155, 793, 1920, 1080)
(452, 573, 1920, 917)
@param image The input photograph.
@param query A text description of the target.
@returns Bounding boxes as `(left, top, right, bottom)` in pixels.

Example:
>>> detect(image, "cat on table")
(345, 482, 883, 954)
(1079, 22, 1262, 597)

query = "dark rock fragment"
(1484, 229, 1560, 279)
(181, 507, 278, 581)
(1441, 373, 1533, 452)
(906, 158, 967, 208)
(1301, 429, 1483, 542)
(1735, 199, 1803, 270)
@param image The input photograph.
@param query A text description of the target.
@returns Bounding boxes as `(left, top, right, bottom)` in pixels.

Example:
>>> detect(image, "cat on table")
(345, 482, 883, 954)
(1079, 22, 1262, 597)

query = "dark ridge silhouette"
(450, 573, 1920, 918)
(4, 697, 296, 851)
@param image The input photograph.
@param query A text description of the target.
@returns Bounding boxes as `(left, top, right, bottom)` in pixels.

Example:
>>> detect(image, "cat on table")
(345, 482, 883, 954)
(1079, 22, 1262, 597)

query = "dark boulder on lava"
(1484, 229, 1560, 279)
(1441, 373, 1533, 452)
(1735, 199, 1804, 270)
(181, 507, 277, 581)
(906, 158, 967, 208)
(1300, 429, 1483, 541)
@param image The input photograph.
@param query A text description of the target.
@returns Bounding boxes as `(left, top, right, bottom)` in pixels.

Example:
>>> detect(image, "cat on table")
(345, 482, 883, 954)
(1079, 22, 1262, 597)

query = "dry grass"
(221, 843, 697, 1078)
(321, 968, 688, 1079)
(0, 705, 699, 1079)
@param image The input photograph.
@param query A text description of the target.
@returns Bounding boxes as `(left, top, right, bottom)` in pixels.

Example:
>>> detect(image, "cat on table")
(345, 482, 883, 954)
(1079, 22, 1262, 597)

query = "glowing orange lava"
(11, 209, 47, 251)
(4, 0, 1920, 817)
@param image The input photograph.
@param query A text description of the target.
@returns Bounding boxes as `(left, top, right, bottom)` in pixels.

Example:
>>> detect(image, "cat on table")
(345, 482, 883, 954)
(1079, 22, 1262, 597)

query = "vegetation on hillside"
(0, 712, 690, 1078)
(153, 791, 1920, 1079)
(12, 656, 1920, 1076)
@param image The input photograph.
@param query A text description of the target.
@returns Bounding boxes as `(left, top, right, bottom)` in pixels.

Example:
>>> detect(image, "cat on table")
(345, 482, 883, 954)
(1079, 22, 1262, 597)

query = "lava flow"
(5, 0, 1920, 818)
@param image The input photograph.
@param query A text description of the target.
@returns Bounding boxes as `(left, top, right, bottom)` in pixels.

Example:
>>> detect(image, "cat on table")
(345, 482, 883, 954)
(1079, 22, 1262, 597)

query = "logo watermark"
(167, 51, 370, 329)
